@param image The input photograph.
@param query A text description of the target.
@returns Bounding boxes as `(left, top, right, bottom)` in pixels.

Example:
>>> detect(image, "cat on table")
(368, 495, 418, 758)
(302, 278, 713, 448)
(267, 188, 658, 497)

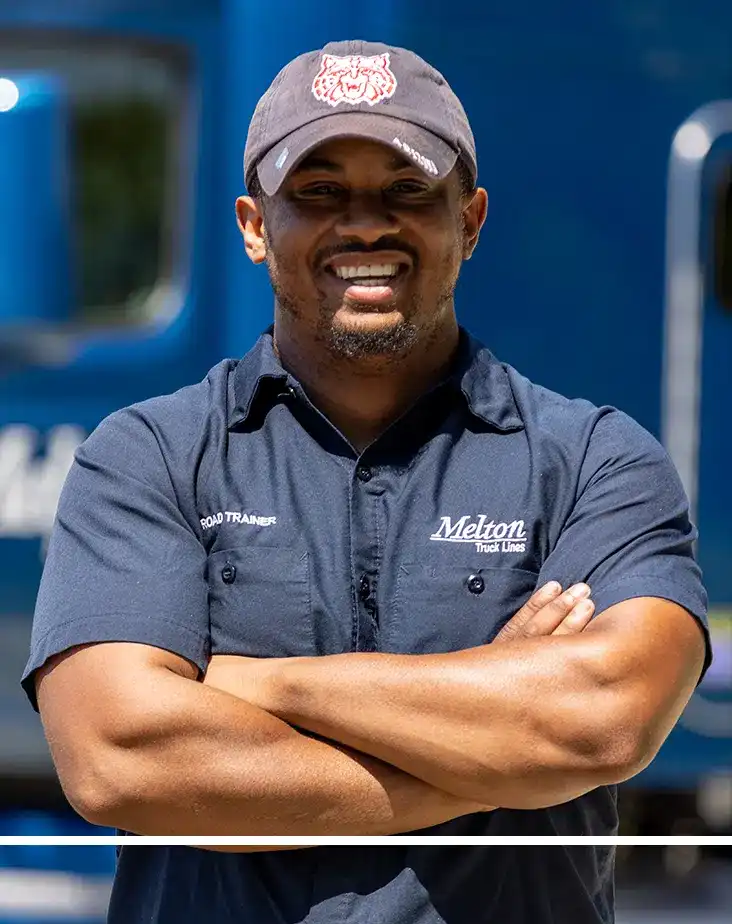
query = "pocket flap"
(208, 546, 312, 657)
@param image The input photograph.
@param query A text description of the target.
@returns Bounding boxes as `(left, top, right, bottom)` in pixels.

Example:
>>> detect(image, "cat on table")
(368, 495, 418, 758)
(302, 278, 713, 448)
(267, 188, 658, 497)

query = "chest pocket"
(385, 563, 539, 654)
(208, 546, 314, 657)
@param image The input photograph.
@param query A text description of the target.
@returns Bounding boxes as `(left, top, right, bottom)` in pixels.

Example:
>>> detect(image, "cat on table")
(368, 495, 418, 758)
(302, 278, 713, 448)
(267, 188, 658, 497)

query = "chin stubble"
(324, 316, 421, 360)
(265, 249, 457, 361)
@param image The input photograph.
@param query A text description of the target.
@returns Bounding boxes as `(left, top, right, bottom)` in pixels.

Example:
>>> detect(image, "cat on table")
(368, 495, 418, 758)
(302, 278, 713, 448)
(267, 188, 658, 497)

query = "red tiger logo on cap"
(312, 53, 397, 107)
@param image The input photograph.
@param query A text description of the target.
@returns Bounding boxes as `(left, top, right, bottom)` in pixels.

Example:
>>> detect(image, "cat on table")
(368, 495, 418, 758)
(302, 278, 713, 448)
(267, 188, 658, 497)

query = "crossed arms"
(202, 595, 705, 811)
(35, 582, 706, 840)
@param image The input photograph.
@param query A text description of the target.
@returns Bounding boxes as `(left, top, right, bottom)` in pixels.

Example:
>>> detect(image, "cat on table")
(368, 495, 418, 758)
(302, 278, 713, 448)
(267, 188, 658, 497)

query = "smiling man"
(25, 41, 710, 924)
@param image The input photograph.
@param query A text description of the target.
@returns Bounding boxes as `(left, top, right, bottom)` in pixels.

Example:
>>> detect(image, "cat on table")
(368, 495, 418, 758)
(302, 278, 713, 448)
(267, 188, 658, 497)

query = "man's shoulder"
(126, 357, 237, 429)
(496, 360, 597, 423)
(477, 356, 669, 484)
(500, 360, 657, 455)
(81, 359, 238, 471)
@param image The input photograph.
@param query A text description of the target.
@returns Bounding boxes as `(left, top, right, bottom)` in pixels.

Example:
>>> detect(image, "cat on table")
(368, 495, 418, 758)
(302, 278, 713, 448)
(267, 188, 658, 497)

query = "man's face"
(238, 137, 487, 361)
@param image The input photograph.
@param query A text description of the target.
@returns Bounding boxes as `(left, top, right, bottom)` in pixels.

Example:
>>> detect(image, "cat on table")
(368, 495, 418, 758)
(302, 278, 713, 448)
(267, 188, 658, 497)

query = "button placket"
(358, 574, 371, 600)
(356, 465, 373, 483)
(350, 460, 381, 652)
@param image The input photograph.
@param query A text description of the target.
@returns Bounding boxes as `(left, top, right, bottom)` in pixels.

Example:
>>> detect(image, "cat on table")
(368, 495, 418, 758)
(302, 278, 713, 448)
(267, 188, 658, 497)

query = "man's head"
(236, 41, 487, 364)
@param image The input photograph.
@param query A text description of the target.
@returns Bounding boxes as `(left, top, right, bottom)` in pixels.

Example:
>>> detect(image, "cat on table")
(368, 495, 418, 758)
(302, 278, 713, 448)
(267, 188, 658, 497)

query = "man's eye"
(388, 181, 429, 195)
(297, 184, 342, 198)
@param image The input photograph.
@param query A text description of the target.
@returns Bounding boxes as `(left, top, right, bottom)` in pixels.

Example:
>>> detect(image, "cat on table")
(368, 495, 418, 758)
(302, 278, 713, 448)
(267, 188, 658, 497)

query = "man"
(24, 40, 710, 923)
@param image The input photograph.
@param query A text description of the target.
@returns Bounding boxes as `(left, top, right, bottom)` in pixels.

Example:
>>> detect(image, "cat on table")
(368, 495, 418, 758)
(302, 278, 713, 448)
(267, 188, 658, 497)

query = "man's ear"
(235, 196, 267, 265)
(462, 187, 488, 260)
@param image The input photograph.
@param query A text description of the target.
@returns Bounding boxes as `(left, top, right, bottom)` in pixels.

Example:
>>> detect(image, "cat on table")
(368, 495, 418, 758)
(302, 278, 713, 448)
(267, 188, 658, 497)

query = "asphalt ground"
(616, 856, 731, 923)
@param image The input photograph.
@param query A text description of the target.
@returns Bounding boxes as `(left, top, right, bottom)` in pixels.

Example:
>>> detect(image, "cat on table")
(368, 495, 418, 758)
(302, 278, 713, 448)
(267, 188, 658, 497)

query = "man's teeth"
(333, 264, 400, 280)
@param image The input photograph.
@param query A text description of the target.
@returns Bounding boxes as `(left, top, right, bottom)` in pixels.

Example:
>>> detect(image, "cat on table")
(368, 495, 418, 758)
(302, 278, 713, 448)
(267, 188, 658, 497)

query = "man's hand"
(203, 581, 594, 706)
(494, 580, 594, 643)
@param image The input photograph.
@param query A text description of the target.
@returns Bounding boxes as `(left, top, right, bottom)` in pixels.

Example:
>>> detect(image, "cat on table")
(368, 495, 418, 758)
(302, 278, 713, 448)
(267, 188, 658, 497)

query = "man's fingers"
(520, 581, 564, 618)
(495, 581, 562, 642)
(521, 583, 592, 638)
(551, 598, 595, 635)
(494, 581, 592, 644)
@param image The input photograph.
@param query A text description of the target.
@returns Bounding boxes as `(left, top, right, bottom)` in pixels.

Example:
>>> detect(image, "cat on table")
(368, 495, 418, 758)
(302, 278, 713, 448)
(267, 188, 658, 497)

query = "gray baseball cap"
(244, 40, 477, 196)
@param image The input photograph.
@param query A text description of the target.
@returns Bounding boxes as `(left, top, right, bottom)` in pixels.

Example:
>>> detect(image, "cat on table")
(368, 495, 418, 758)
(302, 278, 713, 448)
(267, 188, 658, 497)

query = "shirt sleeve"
(21, 407, 209, 711)
(537, 409, 712, 681)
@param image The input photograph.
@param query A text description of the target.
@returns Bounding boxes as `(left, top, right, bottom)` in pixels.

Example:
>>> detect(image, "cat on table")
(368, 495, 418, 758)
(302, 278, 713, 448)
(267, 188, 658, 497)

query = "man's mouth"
(321, 254, 412, 306)
(331, 263, 402, 287)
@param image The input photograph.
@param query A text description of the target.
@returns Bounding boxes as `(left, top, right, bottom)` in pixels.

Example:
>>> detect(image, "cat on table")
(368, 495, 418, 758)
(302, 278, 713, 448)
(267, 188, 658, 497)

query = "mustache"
(316, 239, 418, 267)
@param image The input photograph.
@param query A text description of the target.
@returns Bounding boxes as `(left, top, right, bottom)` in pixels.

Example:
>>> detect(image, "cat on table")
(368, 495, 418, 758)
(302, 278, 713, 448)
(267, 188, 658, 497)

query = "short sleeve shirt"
(23, 328, 711, 924)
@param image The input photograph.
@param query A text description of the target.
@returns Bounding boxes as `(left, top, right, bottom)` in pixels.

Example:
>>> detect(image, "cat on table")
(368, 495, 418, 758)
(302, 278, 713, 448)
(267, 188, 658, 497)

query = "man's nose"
(334, 196, 401, 245)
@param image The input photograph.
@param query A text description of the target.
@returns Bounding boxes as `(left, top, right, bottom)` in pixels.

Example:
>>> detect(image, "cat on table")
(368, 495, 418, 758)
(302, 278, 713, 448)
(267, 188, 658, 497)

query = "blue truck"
(0, 0, 730, 868)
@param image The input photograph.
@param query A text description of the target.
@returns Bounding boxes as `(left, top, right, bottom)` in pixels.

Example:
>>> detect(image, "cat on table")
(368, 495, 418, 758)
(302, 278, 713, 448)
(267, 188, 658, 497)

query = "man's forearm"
(255, 635, 629, 810)
(68, 665, 486, 836)
(200, 582, 610, 812)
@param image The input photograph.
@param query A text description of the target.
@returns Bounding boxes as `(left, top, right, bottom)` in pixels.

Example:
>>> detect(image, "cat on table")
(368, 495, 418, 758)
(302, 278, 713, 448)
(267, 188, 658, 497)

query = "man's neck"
(273, 317, 460, 453)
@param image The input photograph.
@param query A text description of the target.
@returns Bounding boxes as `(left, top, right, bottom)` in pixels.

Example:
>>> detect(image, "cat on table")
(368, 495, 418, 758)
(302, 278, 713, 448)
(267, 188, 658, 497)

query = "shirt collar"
(229, 326, 524, 432)
(452, 329, 525, 432)
(229, 327, 290, 428)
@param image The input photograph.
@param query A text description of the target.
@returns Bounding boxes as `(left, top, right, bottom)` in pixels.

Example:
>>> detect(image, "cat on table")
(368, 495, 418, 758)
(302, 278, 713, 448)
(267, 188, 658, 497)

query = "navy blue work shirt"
(23, 328, 710, 924)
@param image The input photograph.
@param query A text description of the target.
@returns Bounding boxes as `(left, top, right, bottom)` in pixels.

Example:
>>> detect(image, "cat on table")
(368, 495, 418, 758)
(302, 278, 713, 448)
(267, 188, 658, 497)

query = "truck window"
(713, 165, 732, 312)
(0, 33, 189, 328)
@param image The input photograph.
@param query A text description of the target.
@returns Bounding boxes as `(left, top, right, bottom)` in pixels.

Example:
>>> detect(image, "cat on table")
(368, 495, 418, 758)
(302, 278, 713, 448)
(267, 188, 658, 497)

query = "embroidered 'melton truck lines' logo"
(312, 53, 397, 107)
(430, 515, 528, 554)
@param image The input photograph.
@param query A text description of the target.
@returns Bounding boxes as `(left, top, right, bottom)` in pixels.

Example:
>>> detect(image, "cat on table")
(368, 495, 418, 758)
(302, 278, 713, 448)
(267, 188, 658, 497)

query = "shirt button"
(356, 465, 373, 483)
(221, 564, 237, 584)
(359, 575, 371, 600)
(467, 574, 485, 595)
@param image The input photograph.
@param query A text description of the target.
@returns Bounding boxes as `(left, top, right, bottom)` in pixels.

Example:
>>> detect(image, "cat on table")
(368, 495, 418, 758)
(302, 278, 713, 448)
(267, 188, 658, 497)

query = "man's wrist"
(268, 656, 304, 718)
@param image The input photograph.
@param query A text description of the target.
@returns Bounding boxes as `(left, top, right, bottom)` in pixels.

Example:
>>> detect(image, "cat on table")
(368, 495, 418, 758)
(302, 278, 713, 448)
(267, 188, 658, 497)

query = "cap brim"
(255, 112, 459, 196)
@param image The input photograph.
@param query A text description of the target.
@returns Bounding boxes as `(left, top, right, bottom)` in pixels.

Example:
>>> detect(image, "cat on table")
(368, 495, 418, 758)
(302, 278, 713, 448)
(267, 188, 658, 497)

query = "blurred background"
(0, 0, 730, 918)
(0, 845, 731, 922)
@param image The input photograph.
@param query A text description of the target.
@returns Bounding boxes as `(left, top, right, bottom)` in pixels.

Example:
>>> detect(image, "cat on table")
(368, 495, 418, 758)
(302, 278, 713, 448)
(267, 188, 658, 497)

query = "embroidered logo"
(392, 136, 438, 176)
(200, 511, 277, 531)
(430, 516, 528, 554)
(312, 53, 397, 107)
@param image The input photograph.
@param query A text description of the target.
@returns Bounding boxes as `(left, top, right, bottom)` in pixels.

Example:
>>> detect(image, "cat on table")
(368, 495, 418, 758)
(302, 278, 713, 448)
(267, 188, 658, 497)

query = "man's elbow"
(582, 695, 674, 786)
(44, 714, 154, 828)
(590, 726, 650, 785)
(58, 748, 135, 828)
(574, 599, 708, 783)
(67, 782, 121, 829)
(457, 721, 639, 810)
(508, 694, 659, 804)
(466, 692, 685, 807)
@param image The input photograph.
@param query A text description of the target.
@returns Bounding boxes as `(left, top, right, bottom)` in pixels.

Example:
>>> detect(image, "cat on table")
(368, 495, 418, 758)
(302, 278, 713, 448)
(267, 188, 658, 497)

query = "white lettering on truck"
(0, 425, 85, 538)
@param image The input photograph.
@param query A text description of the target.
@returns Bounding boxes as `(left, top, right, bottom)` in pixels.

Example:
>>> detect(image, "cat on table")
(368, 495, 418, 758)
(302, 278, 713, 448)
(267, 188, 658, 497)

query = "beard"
(325, 311, 421, 359)
(265, 248, 457, 363)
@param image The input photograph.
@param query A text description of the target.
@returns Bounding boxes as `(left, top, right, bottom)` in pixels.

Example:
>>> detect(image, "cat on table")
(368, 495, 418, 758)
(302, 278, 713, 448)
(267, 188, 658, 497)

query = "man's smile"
(320, 251, 413, 307)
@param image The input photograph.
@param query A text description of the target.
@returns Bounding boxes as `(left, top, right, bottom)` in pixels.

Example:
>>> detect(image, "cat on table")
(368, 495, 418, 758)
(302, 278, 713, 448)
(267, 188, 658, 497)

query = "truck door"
(657, 101, 732, 814)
